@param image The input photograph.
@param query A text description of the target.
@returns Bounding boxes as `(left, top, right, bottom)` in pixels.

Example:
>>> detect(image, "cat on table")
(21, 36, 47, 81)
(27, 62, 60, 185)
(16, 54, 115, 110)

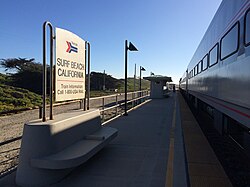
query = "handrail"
(89, 90, 148, 100)
(99, 91, 150, 122)
(101, 94, 148, 112)
(39, 90, 149, 118)
(40, 90, 148, 105)
(0, 136, 22, 177)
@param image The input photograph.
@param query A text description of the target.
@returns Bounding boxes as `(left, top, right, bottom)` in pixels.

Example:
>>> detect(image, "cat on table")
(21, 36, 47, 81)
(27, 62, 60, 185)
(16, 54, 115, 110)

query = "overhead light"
(140, 66, 146, 71)
(128, 42, 138, 51)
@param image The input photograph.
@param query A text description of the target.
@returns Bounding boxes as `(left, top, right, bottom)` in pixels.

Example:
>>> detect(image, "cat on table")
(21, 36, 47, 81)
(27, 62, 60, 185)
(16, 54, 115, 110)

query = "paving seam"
(165, 97, 176, 187)
(175, 94, 190, 187)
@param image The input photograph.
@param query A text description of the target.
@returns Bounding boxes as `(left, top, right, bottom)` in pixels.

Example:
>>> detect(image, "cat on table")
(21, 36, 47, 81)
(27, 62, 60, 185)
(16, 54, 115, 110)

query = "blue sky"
(0, 0, 222, 83)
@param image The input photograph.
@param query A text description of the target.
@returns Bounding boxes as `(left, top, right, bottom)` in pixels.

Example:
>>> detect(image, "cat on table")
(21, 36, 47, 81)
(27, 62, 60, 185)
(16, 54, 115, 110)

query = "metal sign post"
(42, 22, 89, 121)
(87, 42, 91, 110)
(43, 21, 54, 122)
(84, 41, 87, 110)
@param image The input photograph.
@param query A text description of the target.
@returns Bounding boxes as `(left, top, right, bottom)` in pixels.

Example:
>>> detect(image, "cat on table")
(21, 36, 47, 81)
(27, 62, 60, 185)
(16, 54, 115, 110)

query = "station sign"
(55, 28, 85, 101)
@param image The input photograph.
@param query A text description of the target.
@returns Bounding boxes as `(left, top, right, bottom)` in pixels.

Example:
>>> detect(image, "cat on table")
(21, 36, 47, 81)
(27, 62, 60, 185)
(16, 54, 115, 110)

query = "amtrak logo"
(66, 41, 78, 53)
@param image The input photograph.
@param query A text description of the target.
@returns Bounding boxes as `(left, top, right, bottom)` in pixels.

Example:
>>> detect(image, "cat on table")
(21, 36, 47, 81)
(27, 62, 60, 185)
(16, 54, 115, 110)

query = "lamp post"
(134, 63, 136, 93)
(139, 66, 146, 103)
(139, 66, 146, 91)
(124, 40, 138, 116)
(133, 63, 136, 107)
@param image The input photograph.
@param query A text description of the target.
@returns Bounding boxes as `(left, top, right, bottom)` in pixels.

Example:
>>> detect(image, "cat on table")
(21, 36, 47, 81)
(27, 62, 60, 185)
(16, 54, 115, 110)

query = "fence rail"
(0, 90, 149, 177)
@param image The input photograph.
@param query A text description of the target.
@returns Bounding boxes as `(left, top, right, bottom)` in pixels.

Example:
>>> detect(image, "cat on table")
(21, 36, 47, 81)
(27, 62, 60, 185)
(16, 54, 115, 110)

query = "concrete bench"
(16, 109, 118, 187)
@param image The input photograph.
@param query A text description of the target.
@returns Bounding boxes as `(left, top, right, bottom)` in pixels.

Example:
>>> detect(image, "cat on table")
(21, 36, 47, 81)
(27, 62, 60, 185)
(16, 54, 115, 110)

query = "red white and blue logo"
(66, 41, 78, 53)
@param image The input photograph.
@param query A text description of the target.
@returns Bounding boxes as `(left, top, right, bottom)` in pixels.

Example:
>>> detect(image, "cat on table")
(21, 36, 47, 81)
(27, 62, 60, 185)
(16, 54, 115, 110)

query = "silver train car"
(179, 0, 250, 150)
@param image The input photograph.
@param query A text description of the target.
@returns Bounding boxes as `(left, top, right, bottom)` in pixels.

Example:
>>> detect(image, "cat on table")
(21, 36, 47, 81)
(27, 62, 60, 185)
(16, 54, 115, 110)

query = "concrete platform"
(49, 92, 187, 187)
(0, 92, 232, 187)
(178, 93, 232, 187)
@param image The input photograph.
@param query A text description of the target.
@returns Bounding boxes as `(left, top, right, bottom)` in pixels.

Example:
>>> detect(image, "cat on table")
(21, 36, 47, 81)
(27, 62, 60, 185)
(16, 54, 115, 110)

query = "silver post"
(83, 41, 87, 111)
(49, 24, 54, 120)
(43, 21, 54, 122)
(39, 106, 42, 119)
(42, 22, 47, 122)
(116, 94, 118, 116)
(87, 42, 91, 110)
(102, 97, 105, 120)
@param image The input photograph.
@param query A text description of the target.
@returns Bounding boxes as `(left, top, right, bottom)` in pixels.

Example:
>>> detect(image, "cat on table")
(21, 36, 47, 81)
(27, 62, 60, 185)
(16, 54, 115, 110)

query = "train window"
(202, 54, 208, 71)
(209, 43, 218, 67)
(245, 8, 250, 46)
(194, 67, 196, 76)
(198, 61, 202, 74)
(220, 22, 239, 60)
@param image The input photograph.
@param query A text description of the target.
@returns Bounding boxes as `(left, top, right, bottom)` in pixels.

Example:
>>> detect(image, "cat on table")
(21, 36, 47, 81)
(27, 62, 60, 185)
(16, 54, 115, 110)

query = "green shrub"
(11, 91, 25, 99)
(0, 83, 42, 113)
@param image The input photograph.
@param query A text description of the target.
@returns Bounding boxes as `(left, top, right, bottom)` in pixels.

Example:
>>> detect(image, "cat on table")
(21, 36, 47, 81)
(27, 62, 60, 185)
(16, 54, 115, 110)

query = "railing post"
(116, 94, 118, 115)
(132, 92, 134, 108)
(137, 92, 139, 106)
(80, 100, 83, 109)
(39, 106, 42, 119)
(84, 98, 86, 111)
(141, 91, 142, 101)
(102, 97, 105, 120)
(142, 91, 144, 102)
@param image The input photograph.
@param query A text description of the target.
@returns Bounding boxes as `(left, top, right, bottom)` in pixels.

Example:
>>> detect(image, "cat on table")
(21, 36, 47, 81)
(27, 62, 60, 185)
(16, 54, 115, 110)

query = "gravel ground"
(0, 102, 80, 143)
(0, 101, 81, 175)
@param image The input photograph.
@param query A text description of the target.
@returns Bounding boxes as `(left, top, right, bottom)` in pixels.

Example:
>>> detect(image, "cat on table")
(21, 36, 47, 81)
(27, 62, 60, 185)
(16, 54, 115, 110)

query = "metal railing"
(0, 136, 21, 177)
(99, 90, 149, 122)
(0, 90, 149, 177)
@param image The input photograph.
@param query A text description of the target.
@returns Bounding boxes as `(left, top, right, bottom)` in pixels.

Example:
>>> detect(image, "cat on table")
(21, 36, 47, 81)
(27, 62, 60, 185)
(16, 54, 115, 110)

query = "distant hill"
(89, 72, 150, 92)
(89, 72, 121, 90)
(126, 78, 150, 91)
